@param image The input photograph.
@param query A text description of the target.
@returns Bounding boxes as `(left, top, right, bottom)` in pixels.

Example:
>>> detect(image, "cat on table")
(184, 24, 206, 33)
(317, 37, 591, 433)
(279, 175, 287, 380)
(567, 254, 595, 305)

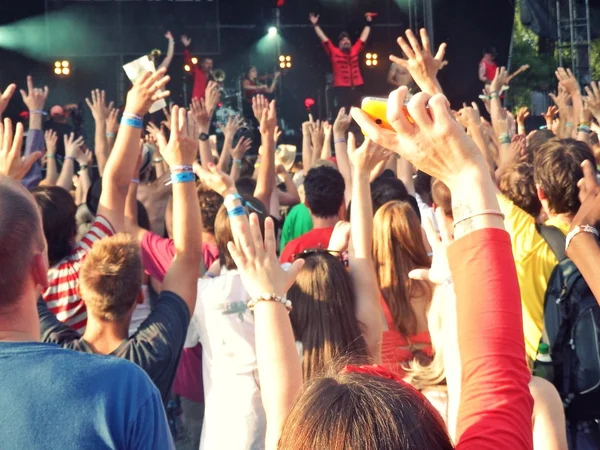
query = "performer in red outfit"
(309, 12, 373, 113)
(478, 46, 498, 86)
(181, 34, 214, 101)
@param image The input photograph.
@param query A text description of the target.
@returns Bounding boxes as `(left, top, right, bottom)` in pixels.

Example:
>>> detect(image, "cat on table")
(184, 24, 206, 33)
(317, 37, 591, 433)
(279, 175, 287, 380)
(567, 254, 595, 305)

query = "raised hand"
(44, 130, 58, 157)
(77, 148, 93, 166)
(193, 161, 236, 197)
(0, 84, 16, 117)
(252, 94, 269, 122)
(165, 31, 174, 41)
(584, 81, 600, 121)
(162, 105, 198, 168)
(572, 160, 600, 228)
(124, 67, 170, 117)
(549, 85, 570, 110)
(64, 132, 85, 159)
(146, 122, 168, 151)
(516, 106, 530, 129)
(259, 100, 277, 136)
(489, 67, 509, 94)
(347, 132, 392, 174)
(0, 118, 42, 180)
(190, 97, 210, 129)
(85, 89, 113, 122)
(308, 115, 324, 151)
(218, 115, 243, 139)
(457, 103, 482, 130)
(541, 105, 558, 128)
(556, 67, 581, 96)
(181, 34, 192, 47)
(204, 81, 221, 117)
(333, 107, 352, 136)
(390, 28, 446, 95)
(233, 136, 252, 160)
(309, 13, 319, 25)
(19, 76, 48, 112)
(106, 108, 119, 135)
(328, 220, 351, 253)
(274, 125, 283, 144)
(351, 86, 486, 189)
(228, 213, 304, 300)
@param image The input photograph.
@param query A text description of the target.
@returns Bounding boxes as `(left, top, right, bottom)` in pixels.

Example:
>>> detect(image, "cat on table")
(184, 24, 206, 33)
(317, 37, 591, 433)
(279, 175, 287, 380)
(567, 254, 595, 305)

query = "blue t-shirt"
(0, 341, 174, 449)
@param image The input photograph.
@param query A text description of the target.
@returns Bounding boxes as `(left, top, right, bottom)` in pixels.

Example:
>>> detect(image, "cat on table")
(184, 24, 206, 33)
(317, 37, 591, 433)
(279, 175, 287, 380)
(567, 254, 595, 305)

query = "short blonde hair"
(79, 233, 143, 322)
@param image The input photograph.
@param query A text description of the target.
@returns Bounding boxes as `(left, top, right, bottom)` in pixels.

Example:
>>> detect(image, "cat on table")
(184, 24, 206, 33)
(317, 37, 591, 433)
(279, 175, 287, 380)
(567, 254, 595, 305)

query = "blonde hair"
(79, 233, 143, 321)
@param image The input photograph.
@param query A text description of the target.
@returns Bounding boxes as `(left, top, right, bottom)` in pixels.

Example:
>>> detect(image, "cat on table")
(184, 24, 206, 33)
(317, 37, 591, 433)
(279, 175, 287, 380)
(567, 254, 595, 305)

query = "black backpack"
(538, 225, 600, 422)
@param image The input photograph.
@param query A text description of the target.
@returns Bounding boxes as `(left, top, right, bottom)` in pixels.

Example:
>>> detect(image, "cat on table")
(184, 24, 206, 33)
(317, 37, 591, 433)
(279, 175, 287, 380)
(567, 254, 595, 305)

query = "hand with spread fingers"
(0, 118, 42, 180)
(162, 105, 198, 168)
(125, 67, 171, 117)
(351, 86, 486, 190)
(585, 81, 600, 122)
(85, 89, 113, 122)
(347, 132, 393, 175)
(390, 28, 446, 95)
(232, 136, 252, 160)
(193, 162, 236, 198)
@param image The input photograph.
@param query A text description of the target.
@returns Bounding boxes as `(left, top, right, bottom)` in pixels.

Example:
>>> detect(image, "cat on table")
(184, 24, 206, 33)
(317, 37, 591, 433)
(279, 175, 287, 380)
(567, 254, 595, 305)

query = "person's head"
(247, 66, 258, 80)
(235, 176, 257, 197)
(370, 176, 409, 213)
(32, 186, 77, 266)
(431, 178, 452, 219)
(0, 176, 48, 318)
(373, 201, 431, 337)
(79, 233, 143, 323)
(414, 171, 433, 206)
(499, 162, 542, 218)
(482, 46, 497, 61)
(288, 251, 369, 380)
(527, 129, 555, 163)
(304, 166, 345, 219)
(338, 32, 351, 51)
(50, 105, 67, 123)
(533, 138, 595, 217)
(197, 186, 224, 235)
(278, 365, 453, 449)
(200, 57, 214, 74)
(214, 195, 267, 270)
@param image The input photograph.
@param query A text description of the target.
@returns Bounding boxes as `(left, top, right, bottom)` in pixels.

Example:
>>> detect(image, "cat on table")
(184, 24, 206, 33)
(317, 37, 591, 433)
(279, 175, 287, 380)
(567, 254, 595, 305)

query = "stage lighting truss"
(53, 60, 71, 76)
(279, 55, 292, 70)
(365, 53, 378, 67)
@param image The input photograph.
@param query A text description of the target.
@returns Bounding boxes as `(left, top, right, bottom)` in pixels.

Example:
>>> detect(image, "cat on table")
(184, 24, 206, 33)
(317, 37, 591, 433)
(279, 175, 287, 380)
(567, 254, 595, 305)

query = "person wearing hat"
(309, 12, 373, 114)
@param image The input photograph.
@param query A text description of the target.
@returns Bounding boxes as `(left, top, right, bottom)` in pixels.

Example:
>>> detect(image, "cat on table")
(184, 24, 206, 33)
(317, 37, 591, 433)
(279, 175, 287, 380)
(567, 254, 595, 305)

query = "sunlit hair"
(79, 233, 142, 322)
(278, 361, 453, 449)
(373, 201, 432, 337)
(288, 252, 369, 381)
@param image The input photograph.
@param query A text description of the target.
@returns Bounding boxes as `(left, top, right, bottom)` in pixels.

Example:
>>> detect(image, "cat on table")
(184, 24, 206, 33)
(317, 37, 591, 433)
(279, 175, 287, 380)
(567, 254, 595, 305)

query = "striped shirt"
(42, 216, 115, 333)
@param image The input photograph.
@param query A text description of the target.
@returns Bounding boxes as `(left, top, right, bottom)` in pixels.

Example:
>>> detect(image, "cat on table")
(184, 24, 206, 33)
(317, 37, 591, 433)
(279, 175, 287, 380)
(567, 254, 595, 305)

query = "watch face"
(200, 133, 209, 141)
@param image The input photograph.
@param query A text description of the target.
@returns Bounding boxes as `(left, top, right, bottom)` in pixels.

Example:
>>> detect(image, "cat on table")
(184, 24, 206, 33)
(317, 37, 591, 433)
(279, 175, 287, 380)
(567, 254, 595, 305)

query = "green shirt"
(280, 204, 313, 253)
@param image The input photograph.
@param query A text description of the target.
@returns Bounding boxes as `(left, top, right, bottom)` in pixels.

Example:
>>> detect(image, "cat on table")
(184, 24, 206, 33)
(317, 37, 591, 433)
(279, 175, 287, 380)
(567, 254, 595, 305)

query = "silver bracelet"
(565, 225, 599, 253)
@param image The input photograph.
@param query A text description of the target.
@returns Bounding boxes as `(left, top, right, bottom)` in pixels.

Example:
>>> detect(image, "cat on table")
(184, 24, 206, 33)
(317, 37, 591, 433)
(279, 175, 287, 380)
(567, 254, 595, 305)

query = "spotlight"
(268, 27, 277, 37)
(285, 56, 291, 62)
(365, 53, 378, 68)
(286, 62, 291, 68)
(61, 60, 69, 68)
(279, 55, 285, 62)
(279, 55, 292, 69)
(184, 64, 191, 72)
(62, 68, 70, 75)
(191, 57, 198, 64)
(279, 62, 286, 69)
(54, 61, 61, 68)
(53, 60, 72, 77)
(54, 68, 61, 75)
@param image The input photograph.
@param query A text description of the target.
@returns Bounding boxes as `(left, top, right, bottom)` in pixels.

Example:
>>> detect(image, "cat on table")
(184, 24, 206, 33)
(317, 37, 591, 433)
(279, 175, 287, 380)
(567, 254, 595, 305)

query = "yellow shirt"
(497, 194, 571, 361)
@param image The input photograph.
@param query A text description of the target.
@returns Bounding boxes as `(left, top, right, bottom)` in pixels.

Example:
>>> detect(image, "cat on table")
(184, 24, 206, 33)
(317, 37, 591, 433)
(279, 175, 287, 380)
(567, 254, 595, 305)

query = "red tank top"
(481, 59, 498, 83)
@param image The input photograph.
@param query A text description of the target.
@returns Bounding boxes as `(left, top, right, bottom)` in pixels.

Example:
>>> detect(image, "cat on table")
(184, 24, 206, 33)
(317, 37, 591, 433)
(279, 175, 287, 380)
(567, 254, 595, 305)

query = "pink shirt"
(140, 231, 219, 403)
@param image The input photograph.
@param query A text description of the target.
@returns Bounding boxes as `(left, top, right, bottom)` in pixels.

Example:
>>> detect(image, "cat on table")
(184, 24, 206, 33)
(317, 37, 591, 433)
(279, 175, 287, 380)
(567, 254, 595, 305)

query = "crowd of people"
(2, 21, 600, 450)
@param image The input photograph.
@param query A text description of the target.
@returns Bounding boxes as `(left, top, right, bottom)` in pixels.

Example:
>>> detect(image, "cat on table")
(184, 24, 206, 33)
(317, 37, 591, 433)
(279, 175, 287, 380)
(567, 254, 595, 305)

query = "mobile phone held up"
(360, 97, 416, 133)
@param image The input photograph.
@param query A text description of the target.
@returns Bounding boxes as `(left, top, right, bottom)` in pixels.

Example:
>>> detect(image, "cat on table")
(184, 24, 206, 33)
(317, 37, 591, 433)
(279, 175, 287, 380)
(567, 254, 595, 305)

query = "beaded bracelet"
(170, 164, 193, 172)
(170, 171, 195, 184)
(247, 293, 292, 312)
(227, 205, 246, 218)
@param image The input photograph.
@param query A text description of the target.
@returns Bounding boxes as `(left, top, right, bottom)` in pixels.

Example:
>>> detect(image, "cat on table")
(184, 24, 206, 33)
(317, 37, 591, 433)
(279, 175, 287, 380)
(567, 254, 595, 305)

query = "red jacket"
(184, 49, 209, 100)
(322, 39, 365, 88)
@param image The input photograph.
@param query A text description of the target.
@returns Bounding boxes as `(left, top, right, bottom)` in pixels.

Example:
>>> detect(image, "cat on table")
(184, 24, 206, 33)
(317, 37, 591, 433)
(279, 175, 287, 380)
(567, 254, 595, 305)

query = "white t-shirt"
(128, 285, 152, 337)
(185, 269, 266, 450)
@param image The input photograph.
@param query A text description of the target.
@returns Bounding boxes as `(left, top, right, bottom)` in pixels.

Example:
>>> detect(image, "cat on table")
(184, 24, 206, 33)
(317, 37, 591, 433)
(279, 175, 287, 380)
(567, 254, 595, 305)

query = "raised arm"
(19, 76, 47, 189)
(190, 97, 213, 167)
(301, 120, 313, 176)
(332, 107, 353, 204)
(359, 13, 373, 42)
(181, 34, 193, 66)
(85, 89, 112, 176)
(40, 130, 58, 186)
(56, 133, 84, 191)
(0, 118, 42, 181)
(158, 31, 175, 71)
(0, 84, 16, 121)
(390, 28, 446, 96)
(96, 68, 170, 233)
(253, 96, 277, 208)
(309, 13, 329, 43)
(557, 67, 582, 139)
(157, 106, 203, 313)
(217, 115, 242, 171)
(347, 133, 388, 361)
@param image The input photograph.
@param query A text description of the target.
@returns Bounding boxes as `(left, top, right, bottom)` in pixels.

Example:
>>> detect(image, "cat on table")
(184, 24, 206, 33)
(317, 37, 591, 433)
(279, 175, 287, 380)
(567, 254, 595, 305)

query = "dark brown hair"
(373, 201, 432, 337)
(0, 177, 44, 307)
(197, 186, 223, 234)
(288, 252, 369, 381)
(533, 138, 595, 215)
(278, 368, 454, 449)
(499, 162, 542, 218)
(214, 195, 267, 270)
(32, 186, 77, 266)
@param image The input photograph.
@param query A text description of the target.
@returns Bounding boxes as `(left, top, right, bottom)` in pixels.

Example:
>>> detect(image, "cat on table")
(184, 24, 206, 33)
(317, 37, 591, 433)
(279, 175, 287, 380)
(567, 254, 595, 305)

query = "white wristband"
(565, 224, 599, 253)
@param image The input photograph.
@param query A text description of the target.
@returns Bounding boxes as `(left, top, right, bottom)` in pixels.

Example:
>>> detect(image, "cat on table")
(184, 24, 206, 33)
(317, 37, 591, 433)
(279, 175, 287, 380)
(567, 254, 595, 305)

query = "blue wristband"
(225, 192, 243, 203)
(170, 171, 195, 184)
(121, 117, 143, 129)
(227, 205, 246, 218)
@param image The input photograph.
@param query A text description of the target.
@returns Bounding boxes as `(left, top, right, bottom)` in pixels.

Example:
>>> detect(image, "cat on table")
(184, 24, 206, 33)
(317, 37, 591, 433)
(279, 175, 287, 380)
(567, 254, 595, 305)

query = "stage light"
(54, 61, 61, 68)
(54, 68, 61, 75)
(279, 55, 292, 69)
(285, 56, 291, 62)
(61, 60, 69, 68)
(268, 27, 277, 37)
(304, 98, 315, 109)
(286, 62, 291, 68)
(53, 60, 71, 77)
(184, 64, 191, 72)
(191, 57, 198, 64)
(365, 53, 378, 68)
(62, 67, 70, 75)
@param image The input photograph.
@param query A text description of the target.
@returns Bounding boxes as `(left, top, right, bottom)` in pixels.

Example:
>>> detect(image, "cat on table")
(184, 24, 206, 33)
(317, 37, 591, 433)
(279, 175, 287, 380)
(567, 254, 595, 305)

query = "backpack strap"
(536, 224, 567, 262)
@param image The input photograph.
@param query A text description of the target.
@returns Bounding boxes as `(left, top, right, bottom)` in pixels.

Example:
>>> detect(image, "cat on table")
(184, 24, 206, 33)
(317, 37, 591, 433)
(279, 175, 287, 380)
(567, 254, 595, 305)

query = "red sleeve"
(352, 39, 365, 54)
(140, 232, 176, 283)
(450, 229, 533, 450)
(321, 40, 334, 57)
(183, 48, 193, 66)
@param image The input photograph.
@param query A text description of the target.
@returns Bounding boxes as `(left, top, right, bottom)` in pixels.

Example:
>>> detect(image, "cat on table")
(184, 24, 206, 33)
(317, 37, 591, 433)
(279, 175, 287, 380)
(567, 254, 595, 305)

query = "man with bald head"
(0, 118, 173, 448)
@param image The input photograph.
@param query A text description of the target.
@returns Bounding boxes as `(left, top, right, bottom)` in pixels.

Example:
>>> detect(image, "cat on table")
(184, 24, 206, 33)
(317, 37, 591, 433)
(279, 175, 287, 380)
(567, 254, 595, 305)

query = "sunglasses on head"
(292, 248, 349, 267)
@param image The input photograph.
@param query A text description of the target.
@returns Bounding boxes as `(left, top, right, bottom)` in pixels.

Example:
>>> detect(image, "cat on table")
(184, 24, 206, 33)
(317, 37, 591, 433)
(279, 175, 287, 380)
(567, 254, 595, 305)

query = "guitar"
(505, 64, 530, 85)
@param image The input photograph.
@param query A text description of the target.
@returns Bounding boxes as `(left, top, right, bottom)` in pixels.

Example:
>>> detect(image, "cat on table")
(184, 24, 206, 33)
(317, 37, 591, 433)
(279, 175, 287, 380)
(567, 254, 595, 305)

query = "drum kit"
(209, 69, 249, 135)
